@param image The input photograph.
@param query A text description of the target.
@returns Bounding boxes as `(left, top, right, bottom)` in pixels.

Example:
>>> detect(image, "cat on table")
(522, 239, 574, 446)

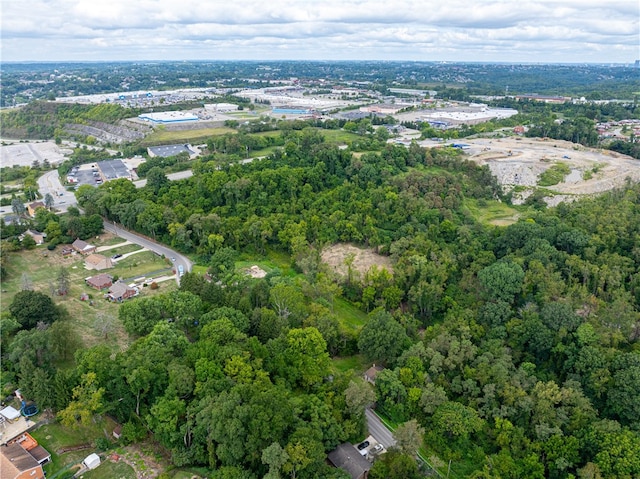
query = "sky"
(1, 0, 639, 64)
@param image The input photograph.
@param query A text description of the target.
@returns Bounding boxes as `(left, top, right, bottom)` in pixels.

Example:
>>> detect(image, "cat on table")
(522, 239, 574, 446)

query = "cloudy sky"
(2, 0, 638, 63)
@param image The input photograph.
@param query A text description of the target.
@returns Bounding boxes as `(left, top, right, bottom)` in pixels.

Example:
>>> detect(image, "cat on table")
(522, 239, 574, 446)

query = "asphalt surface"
(102, 221, 192, 286)
(365, 408, 396, 449)
(36, 170, 77, 212)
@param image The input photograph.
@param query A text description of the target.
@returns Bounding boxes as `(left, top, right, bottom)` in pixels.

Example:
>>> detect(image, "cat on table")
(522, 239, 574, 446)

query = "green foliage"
(9, 290, 59, 329)
(478, 260, 525, 303)
(358, 310, 411, 366)
(538, 162, 571, 186)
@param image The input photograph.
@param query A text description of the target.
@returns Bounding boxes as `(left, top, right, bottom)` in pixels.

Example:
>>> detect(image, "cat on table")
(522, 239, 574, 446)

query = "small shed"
(83, 453, 101, 470)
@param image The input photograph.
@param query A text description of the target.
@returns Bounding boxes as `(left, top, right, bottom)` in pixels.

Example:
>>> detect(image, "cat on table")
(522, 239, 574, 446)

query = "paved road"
(365, 408, 396, 449)
(103, 221, 192, 285)
(36, 170, 77, 212)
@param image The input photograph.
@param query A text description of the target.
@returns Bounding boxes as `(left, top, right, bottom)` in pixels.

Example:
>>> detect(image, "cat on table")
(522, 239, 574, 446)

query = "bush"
(95, 437, 112, 451)
(150, 282, 158, 290)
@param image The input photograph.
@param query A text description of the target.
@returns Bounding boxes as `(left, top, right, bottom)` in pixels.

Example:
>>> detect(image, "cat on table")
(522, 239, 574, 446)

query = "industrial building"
(138, 111, 199, 123)
(147, 144, 196, 158)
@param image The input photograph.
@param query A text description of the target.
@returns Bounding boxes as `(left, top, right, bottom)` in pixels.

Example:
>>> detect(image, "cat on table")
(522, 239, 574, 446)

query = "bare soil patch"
(464, 137, 640, 204)
(245, 265, 267, 278)
(321, 243, 393, 278)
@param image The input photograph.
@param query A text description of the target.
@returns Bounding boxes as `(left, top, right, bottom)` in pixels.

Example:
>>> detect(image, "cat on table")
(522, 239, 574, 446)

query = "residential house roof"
(27, 201, 46, 215)
(327, 443, 372, 479)
(0, 442, 42, 477)
(364, 365, 384, 384)
(23, 229, 47, 244)
(72, 239, 96, 254)
(28, 445, 51, 464)
(84, 254, 112, 270)
(86, 273, 113, 289)
(108, 281, 137, 300)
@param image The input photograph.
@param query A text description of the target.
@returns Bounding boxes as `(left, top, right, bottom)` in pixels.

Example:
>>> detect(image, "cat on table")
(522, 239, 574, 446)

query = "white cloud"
(0, 0, 637, 62)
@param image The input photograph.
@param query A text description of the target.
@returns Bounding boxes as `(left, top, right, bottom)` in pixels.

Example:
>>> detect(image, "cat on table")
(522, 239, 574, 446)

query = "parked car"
(112, 254, 122, 259)
(357, 441, 369, 451)
(371, 444, 384, 454)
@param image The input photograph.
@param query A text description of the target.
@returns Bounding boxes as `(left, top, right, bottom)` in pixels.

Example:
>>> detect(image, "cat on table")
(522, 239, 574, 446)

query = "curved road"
(103, 221, 192, 285)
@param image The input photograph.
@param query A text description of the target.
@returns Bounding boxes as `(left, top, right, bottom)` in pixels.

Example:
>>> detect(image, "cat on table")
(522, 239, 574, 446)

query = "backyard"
(2, 234, 178, 350)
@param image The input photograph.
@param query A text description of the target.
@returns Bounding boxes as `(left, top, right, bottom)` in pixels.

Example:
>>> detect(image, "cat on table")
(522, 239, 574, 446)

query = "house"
(21, 229, 47, 245)
(84, 254, 113, 271)
(26, 201, 46, 217)
(86, 273, 113, 290)
(364, 365, 384, 385)
(107, 281, 138, 302)
(72, 239, 96, 255)
(61, 246, 74, 257)
(327, 443, 372, 479)
(0, 442, 46, 479)
(513, 125, 526, 135)
(14, 433, 51, 465)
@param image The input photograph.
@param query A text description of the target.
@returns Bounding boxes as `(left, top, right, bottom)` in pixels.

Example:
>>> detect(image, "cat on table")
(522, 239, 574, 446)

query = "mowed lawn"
(30, 419, 134, 478)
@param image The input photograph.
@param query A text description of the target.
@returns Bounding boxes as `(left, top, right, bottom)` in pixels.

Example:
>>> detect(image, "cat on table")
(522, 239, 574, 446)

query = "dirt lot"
(462, 137, 640, 205)
(321, 243, 393, 278)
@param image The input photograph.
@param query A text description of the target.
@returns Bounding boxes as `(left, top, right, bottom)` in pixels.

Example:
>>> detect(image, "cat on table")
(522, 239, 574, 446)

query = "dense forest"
(2, 128, 640, 478)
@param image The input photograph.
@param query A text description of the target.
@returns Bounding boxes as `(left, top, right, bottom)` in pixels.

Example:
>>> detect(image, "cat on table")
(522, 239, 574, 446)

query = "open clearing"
(0, 140, 72, 167)
(321, 243, 393, 278)
(463, 137, 640, 205)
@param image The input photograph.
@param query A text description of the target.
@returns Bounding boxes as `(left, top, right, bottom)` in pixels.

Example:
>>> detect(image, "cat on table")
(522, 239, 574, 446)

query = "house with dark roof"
(86, 273, 113, 290)
(27, 201, 46, 217)
(72, 239, 96, 255)
(0, 442, 46, 479)
(364, 365, 384, 385)
(327, 443, 372, 479)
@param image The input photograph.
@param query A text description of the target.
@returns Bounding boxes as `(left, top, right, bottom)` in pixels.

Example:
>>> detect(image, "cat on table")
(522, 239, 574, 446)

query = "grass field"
(82, 461, 136, 479)
(1, 235, 177, 350)
(140, 126, 235, 146)
(332, 354, 369, 374)
(31, 419, 122, 478)
(463, 198, 522, 226)
(320, 129, 361, 145)
(334, 297, 368, 331)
